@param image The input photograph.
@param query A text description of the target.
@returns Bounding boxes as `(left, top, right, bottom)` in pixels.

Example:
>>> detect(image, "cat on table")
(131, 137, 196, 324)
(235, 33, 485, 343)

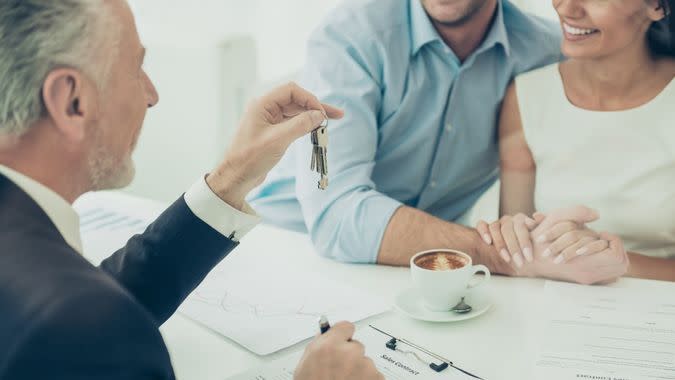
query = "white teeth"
(563, 23, 597, 36)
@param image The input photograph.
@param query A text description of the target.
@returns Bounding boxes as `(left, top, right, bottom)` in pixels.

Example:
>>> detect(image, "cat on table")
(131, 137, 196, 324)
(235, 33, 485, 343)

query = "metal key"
(310, 119, 328, 190)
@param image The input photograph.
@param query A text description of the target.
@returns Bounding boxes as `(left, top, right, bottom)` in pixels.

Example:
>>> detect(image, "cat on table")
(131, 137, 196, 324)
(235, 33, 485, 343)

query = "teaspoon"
(452, 297, 472, 314)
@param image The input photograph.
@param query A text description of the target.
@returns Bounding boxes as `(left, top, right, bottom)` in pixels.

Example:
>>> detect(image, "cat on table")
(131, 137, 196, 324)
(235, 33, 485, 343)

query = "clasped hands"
(477, 206, 630, 285)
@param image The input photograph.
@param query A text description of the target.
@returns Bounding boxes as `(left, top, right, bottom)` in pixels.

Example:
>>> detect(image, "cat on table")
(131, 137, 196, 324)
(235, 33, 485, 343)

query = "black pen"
(318, 315, 331, 334)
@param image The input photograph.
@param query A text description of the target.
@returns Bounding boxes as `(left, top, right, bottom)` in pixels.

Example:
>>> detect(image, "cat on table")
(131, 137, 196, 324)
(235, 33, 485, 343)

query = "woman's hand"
(534, 219, 609, 264)
(540, 232, 630, 285)
(479, 206, 630, 284)
(531, 206, 607, 264)
(477, 206, 604, 268)
(477, 214, 538, 268)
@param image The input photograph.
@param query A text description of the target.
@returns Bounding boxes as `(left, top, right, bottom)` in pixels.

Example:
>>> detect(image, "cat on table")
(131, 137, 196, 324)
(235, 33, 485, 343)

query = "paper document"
(533, 281, 675, 380)
(74, 192, 164, 264)
(74, 192, 389, 356)
(178, 268, 389, 355)
(227, 326, 471, 380)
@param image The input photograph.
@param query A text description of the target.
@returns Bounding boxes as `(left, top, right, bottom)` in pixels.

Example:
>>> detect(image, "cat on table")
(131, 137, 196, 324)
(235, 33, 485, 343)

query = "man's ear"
(647, 0, 667, 22)
(41, 68, 96, 142)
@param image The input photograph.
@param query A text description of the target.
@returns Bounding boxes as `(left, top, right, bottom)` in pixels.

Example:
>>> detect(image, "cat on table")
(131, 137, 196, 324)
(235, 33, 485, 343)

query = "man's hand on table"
(206, 82, 344, 211)
(294, 322, 384, 380)
(477, 205, 630, 284)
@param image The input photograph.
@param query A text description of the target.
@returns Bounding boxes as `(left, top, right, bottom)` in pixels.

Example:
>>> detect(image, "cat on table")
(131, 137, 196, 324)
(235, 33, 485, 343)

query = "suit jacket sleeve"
(99, 195, 238, 324)
(3, 287, 175, 380)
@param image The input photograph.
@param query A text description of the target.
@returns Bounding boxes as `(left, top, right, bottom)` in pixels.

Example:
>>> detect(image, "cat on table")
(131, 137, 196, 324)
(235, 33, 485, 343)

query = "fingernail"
(553, 255, 564, 264)
(500, 249, 511, 263)
(542, 248, 552, 258)
(309, 110, 326, 125)
(319, 118, 328, 127)
(576, 248, 587, 256)
(523, 247, 534, 262)
(536, 235, 547, 243)
(513, 254, 524, 268)
(483, 234, 492, 245)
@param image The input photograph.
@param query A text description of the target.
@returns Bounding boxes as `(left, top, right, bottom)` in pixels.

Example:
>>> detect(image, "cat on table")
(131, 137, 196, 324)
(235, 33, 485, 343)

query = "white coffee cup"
(410, 249, 491, 312)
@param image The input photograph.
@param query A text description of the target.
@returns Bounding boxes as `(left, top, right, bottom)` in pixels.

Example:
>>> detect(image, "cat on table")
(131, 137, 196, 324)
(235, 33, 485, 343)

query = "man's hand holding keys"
(205, 82, 343, 211)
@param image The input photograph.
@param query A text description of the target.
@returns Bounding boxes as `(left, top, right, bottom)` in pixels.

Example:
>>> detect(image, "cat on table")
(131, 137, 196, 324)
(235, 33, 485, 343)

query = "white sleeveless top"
(515, 64, 675, 259)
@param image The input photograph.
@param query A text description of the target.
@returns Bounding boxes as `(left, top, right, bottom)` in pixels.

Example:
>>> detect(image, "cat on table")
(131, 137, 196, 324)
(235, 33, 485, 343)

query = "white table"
(154, 224, 554, 380)
(75, 190, 664, 380)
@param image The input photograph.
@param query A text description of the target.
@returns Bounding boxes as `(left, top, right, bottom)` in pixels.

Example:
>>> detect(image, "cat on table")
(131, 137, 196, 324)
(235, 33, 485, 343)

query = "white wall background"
(124, 0, 342, 201)
(518, 0, 558, 19)
(124, 0, 557, 203)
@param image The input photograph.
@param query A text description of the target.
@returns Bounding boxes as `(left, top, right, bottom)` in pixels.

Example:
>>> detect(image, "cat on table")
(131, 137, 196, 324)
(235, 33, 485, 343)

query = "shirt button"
(445, 123, 453, 132)
(430, 181, 437, 188)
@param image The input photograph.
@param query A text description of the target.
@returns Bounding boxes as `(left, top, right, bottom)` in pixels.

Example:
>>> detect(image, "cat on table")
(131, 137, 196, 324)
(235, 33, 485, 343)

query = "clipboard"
(369, 325, 484, 380)
(226, 325, 485, 380)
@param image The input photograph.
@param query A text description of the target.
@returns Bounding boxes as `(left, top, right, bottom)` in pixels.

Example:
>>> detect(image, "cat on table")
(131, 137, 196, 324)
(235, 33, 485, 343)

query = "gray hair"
(0, 0, 118, 136)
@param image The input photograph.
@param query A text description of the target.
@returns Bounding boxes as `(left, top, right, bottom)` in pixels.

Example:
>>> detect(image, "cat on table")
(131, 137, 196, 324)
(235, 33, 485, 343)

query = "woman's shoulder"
(515, 62, 560, 84)
(506, 63, 566, 145)
(513, 63, 562, 104)
(512, 63, 562, 113)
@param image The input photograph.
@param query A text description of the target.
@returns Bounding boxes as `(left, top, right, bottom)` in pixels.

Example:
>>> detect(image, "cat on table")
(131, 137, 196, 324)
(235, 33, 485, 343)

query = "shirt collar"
(409, 0, 511, 57)
(0, 165, 83, 254)
(410, 0, 442, 56)
(480, 0, 511, 57)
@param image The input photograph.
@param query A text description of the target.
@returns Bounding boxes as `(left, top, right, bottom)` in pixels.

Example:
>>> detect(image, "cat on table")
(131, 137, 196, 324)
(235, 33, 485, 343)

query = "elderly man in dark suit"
(0, 1, 383, 379)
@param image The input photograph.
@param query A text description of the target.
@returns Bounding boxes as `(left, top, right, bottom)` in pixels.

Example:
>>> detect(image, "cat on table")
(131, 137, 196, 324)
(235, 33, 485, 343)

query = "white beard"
(87, 136, 135, 191)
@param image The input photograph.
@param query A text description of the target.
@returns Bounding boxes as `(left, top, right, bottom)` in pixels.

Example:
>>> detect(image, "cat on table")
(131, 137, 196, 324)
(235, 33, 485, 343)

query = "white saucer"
(394, 287, 492, 322)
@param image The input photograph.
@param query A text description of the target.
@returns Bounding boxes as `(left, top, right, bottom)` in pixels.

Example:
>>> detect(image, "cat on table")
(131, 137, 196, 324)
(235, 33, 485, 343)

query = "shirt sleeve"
(293, 20, 403, 264)
(184, 176, 261, 241)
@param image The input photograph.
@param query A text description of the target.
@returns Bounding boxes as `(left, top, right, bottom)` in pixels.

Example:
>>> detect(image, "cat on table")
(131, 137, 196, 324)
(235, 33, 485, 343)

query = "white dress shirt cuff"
(184, 176, 261, 242)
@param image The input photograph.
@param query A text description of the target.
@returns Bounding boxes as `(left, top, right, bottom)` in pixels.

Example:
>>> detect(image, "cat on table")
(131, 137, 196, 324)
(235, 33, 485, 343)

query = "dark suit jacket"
(0, 173, 238, 379)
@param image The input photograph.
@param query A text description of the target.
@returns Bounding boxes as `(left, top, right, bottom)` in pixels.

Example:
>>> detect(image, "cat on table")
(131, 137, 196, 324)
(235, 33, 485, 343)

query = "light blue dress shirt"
(249, 0, 562, 263)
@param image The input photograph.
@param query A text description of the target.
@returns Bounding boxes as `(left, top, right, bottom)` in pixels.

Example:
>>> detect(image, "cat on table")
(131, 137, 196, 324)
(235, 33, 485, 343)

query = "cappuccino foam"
(414, 252, 469, 271)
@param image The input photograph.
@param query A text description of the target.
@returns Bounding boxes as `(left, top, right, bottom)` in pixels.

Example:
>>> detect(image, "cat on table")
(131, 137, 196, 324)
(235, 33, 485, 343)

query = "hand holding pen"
(319, 315, 331, 334)
(293, 316, 384, 380)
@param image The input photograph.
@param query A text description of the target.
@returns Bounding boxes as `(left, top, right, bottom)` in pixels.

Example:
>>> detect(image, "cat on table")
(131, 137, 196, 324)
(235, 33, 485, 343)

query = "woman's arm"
(626, 253, 675, 282)
(475, 82, 539, 267)
(482, 82, 611, 271)
(498, 82, 536, 217)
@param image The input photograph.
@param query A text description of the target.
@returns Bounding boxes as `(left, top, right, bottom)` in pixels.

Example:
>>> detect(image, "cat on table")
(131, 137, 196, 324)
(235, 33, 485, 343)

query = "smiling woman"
(477, 0, 675, 283)
(553, 0, 674, 59)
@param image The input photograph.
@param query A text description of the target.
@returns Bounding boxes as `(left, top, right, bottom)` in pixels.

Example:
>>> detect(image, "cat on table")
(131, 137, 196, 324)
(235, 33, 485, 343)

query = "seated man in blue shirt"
(251, 0, 560, 272)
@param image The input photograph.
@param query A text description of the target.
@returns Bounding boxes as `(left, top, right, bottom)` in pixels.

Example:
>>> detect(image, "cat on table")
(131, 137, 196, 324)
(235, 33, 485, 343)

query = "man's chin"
(431, 10, 480, 27)
(90, 160, 136, 192)
(109, 163, 135, 190)
(110, 165, 135, 190)
(425, 0, 491, 27)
